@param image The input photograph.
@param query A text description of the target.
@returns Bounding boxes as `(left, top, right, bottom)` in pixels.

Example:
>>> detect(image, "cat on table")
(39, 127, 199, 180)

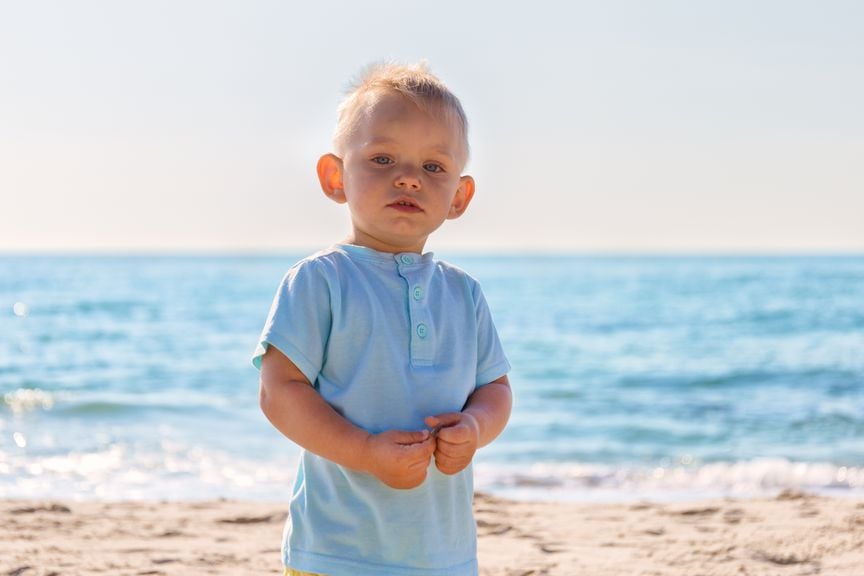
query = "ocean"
(1, 254, 863, 502)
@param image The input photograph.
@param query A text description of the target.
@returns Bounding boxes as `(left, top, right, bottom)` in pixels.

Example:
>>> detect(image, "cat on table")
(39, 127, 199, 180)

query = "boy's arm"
(425, 375, 512, 475)
(259, 346, 435, 489)
(463, 375, 512, 447)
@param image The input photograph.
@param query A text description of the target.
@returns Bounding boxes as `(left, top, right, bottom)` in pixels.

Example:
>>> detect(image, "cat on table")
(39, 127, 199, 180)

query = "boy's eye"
(423, 163, 444, 173)
(371, 156, 392, 165)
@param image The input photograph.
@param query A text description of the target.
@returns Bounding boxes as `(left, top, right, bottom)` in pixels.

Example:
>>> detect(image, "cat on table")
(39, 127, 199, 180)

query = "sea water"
(1, 254, 863, 502)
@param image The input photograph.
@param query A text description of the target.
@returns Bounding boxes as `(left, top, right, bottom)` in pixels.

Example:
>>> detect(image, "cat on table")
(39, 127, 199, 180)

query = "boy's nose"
(394, 173, 421, 190)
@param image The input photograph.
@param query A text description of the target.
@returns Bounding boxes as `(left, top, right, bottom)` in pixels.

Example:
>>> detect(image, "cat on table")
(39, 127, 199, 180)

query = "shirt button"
(400, 254, 414, 265)
(412, 286, 423, 301)
(416, 323, 428, 339)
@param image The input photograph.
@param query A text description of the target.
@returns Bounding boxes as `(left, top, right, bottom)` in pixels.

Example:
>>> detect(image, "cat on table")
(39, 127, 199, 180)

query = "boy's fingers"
(425, 413, 462, 429)
(436, 422, 473, 444)
(407, 455, 433, 471)
(425, 413, 465, 439)
(391, 429, 430, 445)
(433, 453, 467, 475)
(401, 436, 436, 459)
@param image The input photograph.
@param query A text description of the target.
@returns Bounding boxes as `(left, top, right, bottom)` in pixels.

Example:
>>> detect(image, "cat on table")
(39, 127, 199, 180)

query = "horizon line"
(2, 246, 863, 258)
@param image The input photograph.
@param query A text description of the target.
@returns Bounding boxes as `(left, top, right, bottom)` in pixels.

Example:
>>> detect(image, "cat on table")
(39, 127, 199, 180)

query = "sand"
(3, 491, 863, 575)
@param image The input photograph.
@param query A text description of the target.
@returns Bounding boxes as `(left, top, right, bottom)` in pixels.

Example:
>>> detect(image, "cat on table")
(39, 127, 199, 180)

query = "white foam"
(0, 441, 298, 501)
(474, 458, 864, 501)
(2, 437, 862, 503)
(2, 388, 55, 414)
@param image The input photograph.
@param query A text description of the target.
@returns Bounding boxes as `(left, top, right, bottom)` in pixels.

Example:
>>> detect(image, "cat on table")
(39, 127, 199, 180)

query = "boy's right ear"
(317, 154, 346, 204)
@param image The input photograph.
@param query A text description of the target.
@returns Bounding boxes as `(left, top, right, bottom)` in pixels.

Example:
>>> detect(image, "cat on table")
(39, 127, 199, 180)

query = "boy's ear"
(317, 153, 346, 204)
(447, 175, 475, 220)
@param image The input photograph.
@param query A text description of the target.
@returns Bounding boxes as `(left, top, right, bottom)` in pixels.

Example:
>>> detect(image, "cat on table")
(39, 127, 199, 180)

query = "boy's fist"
(364, 429, 435, 489)
(424, 413, 480, 475)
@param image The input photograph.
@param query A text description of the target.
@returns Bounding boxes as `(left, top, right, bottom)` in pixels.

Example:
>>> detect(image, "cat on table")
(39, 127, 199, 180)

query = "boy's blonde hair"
(333, 62, 470, 161)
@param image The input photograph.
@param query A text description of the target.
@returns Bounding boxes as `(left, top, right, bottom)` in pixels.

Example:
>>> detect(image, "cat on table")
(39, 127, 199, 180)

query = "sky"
(1, 0, 862, 253)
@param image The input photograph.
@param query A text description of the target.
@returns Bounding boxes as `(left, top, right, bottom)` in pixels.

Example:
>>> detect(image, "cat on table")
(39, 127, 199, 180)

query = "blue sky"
(1, 0, 862, 252)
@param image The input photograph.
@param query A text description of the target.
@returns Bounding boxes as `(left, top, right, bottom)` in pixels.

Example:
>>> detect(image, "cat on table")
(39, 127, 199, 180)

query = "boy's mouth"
(387, 198, 423, 213)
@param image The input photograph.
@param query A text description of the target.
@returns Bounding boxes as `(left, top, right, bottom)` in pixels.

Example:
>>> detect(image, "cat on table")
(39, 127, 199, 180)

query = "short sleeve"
(251, 260, 331, 385)
(472, 282, 511, 387)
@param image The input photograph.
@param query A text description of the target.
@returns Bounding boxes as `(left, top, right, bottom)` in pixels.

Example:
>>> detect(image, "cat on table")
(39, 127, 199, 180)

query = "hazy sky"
(2, 0, 862, 253)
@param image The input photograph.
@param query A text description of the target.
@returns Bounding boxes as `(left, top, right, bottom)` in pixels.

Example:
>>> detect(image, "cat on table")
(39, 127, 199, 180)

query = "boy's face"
(317, 92, 474, 254)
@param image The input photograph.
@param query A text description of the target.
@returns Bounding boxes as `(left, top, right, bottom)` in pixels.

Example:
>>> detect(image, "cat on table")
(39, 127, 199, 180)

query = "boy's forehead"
(353, 91, 467, 158)
(362, 91, 454, 128)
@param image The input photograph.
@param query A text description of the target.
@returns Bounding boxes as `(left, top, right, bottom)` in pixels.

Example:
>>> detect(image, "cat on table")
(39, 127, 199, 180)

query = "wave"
(1, 388, 150, 416)
(474, 458, 864, 501)
(2, 388, 55, 414)
(1, 437, 860, 502)
(0, 442, 297, 502)
(0, 388, 236, 416)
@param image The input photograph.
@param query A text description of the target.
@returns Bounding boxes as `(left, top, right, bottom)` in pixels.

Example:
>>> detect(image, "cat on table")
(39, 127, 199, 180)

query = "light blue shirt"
(253, 244, 510, 576)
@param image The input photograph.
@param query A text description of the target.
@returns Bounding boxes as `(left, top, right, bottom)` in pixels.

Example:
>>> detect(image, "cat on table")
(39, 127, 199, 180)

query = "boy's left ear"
(447, 175, 475, 220)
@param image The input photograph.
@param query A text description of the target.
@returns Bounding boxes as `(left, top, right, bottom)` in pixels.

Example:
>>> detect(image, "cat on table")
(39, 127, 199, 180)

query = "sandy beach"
(4, 491, 863, 575)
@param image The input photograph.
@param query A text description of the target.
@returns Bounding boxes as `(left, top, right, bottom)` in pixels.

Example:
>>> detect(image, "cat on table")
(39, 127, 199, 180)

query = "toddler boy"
(253, 62, 512, 575)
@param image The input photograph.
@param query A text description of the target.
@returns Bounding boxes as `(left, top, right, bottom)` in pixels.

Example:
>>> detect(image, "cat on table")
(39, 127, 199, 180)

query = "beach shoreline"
(5, 491, 863, 575)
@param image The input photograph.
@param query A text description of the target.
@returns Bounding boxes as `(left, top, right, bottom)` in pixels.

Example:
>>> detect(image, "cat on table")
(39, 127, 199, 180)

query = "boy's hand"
(424, 413, 480, 475)
(364, 429, 436, 490)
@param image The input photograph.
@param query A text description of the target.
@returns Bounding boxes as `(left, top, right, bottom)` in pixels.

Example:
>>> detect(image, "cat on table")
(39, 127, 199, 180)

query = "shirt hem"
(253, 336, 320, 385)
(285, 549, 478, 576)
(476, 359, 511, 387)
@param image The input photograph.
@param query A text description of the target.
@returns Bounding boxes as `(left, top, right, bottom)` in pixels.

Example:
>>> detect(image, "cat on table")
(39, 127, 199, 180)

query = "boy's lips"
(387, 198, 424, 213)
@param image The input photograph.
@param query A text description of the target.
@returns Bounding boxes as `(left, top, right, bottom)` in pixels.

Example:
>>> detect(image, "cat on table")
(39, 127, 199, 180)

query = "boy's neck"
(342, 232, 427, 255)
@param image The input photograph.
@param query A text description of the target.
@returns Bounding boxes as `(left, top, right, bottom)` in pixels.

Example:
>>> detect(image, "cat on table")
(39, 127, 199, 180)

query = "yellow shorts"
(284, 569, 323, 576)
